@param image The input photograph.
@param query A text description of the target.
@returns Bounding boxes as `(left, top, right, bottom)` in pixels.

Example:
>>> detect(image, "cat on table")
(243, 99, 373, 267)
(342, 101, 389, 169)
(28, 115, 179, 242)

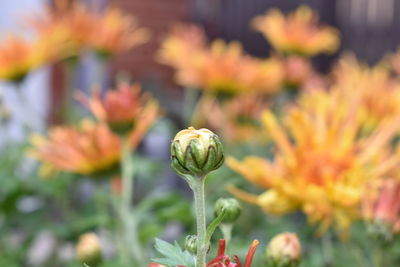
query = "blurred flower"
(28, 0, 96, 59)
(29, 1, 148, 59)
(171, 127, 224, 177)
(148, 263, 167, 267)
(77, 83, 159, 136)
(158, 24, 283, 95)
(192, 94, 266, 143)
(207, 239, 259, 267)
(76, 232, 102, 267)
(280, 55, 315, 89)
(228, 89, 400, 232)
(252, 6, 339, 57)
(388, 47, 400, 76)
(88, 8, 149, 58)
(362, 178, 400, 240)
(29, 120, 120, 177)
(0, 35, 57, 83)
(266, 233, 301, 267)
(333, 55, 400, 130)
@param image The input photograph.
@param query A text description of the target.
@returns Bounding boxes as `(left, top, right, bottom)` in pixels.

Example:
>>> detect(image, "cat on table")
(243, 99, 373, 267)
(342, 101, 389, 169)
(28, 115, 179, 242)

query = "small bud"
(266, 233, 301, 267)
(76, 233, 102, 267)
(171, 127, 224, 177)
(184, 235, 198, 254)
(148, 263, 167, 267)
(214, 198, 242, 224)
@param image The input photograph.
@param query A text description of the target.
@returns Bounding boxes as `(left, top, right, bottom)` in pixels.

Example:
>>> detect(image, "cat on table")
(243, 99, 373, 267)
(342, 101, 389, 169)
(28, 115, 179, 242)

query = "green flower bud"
(266, 233, 301, 267)
(171, 127, 224, 177)
(184, 235, 198, 254)
(214, 198, 242, 224)
(76, 233, 102, 267)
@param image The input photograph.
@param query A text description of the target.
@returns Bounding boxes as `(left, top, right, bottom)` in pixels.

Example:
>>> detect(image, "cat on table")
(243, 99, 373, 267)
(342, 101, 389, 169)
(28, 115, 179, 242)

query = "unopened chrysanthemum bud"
(214, 198, 242, 224)
(76, 233, 102, 267)
(171, 127, 224, 177)
(184, 235, 198, 254)
(266, 233, 301, 267)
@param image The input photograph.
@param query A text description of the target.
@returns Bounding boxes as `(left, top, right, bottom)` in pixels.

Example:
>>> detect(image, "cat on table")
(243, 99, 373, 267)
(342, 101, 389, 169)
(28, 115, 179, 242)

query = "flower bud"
(148, 263, 167, 267)
(171, 127, 224, 177)
(76, 233, 102, 267)
(184, 235, 198, 254)
(214, 198, 242, 224)
(266, 233, 301, 267)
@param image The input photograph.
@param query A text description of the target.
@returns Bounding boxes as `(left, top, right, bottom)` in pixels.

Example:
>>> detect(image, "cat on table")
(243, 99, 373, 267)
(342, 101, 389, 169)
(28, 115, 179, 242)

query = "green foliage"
(152, 238, 195, 267)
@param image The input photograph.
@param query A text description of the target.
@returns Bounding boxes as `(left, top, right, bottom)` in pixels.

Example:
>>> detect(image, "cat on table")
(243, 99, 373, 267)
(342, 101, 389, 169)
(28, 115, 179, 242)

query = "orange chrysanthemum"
(0, 35, 58, 83)
(332, 54, 400, 130)
(77, 83, 160, 137)
(29, 120, 120, 177)
(228, 89, 400, 233)
(158, 24, 283, 95)
(88, 8, 149, 57)
(29, 1, 148, 58)
(252, 6, 339, 57)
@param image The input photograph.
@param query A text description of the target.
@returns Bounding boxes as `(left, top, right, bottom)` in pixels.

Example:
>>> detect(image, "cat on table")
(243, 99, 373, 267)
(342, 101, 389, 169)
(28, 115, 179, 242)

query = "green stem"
(192, 177, 207, 267)
(183, 87, 198, 126)
(220, 224, 232, 253)
(322, 231, 333, 267)
(372, 246, 383, 267)
(119, 138, 144, 266)
(62, 61, 76, 123)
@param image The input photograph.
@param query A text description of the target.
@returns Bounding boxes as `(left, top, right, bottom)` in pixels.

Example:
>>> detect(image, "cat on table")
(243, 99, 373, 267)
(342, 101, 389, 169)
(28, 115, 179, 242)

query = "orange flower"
(158, 24, 283, 95)
(77, 83, 160, 137)
(228, 89, 400, 232)
(192, 94, 266, 143)
(28, 0, 95, 59)
(157, 24, 207, 79)
(332, 54, 400, 130)
(29, 120, 120, 177)
(0, 35, 56, 83)
(29, 1, 148, 58)
(362, 178, 400, 235)
(280, 55, 315, 88)
(252, 6, 339, 57)
(88, 8, 149, 57)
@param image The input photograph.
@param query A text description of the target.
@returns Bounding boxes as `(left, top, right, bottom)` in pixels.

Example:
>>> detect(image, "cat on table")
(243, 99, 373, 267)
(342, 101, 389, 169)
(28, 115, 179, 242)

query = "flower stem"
(322, 231, 333, 267)
(119, 137, 143, 266)
(183, 87, 198, 125)
(192, 177, 207, 267)
(220, 224, 233, 253)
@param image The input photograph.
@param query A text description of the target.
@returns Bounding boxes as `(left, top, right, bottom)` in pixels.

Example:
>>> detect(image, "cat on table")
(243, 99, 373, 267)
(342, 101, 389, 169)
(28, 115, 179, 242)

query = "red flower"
(207, 239, 259, 267)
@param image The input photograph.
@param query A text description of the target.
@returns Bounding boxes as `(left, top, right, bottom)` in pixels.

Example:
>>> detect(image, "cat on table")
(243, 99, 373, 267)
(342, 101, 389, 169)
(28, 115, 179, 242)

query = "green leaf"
(152, 238, 195, 267)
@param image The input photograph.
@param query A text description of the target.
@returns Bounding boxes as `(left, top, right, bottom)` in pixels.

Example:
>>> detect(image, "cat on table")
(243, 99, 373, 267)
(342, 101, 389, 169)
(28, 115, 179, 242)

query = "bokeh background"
(2, 0, 400, 267)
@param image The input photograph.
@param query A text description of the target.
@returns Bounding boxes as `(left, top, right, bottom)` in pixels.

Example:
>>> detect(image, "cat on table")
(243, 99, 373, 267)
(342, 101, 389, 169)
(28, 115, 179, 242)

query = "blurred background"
(3, 0, 400, 136)
(2, 0, 400, 267)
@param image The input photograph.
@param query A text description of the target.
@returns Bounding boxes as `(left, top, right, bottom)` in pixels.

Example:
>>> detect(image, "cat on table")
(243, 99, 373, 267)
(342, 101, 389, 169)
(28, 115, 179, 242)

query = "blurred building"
(110, 0, 400, 82)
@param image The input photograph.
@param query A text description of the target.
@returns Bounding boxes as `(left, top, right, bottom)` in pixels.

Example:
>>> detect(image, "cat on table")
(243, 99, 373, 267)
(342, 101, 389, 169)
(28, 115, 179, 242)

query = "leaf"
(152, 238, 195, 267)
